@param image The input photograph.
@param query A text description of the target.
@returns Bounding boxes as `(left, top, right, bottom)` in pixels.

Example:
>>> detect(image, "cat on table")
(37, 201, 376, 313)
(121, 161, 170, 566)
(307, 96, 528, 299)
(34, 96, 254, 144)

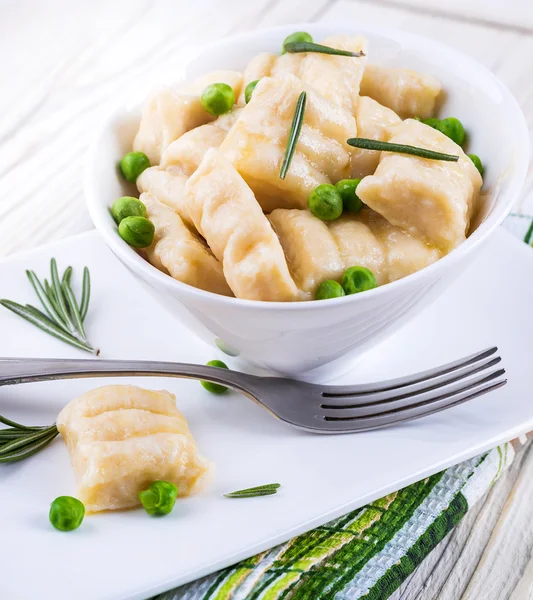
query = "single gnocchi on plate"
(113, 31, 485, 302)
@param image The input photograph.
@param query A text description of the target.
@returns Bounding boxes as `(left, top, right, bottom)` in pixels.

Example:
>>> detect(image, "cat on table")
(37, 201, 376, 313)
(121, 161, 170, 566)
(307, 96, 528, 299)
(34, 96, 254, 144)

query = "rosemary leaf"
(0, 414, 43, 431)
(346, 138, 459, 162)
(284, 41, 365, 57)
(24, 303, 62, 326)
(0, 428, 59, 463)
(0, 300, 96, 353)
(230, 483, 280, 493)
(279, 91, 306, 180)
(26, 270, 69, 330)
(0, 429, 32, 439)
(62, 280, 86, 339)
(0, 414, 58, 464)
(62, 266, 73, 285)
(50, 258, 77, 333)
(44, 279, 62, 315)
(80, 267, 91, 322)
(0, 426, 57, 456)
(225, 489, 278, 499)
(224, 483, 281, 498)
(0, 430, 42, 443)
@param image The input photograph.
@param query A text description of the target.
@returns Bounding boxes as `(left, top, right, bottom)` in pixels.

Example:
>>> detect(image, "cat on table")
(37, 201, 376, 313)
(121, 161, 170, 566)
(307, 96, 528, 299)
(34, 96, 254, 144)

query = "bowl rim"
(85, 23, 530, 312)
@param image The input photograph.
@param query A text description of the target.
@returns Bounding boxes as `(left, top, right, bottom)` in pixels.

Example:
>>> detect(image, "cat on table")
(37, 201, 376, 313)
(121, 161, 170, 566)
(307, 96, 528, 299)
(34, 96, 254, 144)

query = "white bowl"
(85, 23, 529, 378)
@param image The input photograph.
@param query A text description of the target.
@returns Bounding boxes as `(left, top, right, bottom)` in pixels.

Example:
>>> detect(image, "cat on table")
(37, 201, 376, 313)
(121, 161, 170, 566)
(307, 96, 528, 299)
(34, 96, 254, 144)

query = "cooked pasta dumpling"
(240, 35, 367, 114)
(269, 209, 345, 297)
(297, 35, 367, 113)
(183, 149, 300, 301)
(238, 53, 277, 104)
(56, 385, 212, 513)
(142, 192, 232, 296)
(161, 109, 242, 176)
(328, 215, 388, 285)
(358, 209, 441, 282)
(270, 208, 439, 290)
(360, 65, 442, 119)
(133, 88, 214, 165)
(137, 166, 189, 219)
(221, 75, 356, 211)
(351, 96, 402, 178)
(356, 119, 482, 252)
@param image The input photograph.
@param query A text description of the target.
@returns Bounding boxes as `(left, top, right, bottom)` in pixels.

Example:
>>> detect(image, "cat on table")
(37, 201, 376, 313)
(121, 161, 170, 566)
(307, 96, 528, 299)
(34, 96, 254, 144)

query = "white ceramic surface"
(1, 229, 533, 600)
(85, 24, 529, 376)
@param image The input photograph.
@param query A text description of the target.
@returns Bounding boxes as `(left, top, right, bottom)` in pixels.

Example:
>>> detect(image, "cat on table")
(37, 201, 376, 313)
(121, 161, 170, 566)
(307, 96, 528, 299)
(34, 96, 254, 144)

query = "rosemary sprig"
(0, 259, 98, 354)
(224, 483, 281, 498)
(279, 91, 306, 180)
(284, 41, 365, 57)
(346, 138, 459, 162)
(0, 416, 58, 463)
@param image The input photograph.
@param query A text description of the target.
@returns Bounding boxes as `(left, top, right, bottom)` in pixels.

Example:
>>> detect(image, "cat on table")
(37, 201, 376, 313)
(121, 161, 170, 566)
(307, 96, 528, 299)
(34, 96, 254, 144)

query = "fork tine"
(316, 377, 507, 433)
(320, 347, 498, 402)
(321, 357, 502, 409)
(320, 368, 505, 419)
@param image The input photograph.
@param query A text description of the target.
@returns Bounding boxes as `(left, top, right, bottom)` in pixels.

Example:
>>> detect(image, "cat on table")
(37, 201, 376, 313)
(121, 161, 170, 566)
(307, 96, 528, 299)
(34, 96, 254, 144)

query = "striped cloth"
(155, 215, 531, 600)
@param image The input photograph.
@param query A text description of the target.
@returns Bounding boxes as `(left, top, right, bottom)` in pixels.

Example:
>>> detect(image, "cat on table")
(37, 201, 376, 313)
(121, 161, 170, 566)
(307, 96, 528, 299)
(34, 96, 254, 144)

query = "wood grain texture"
(351, 0, 533, 33)
(0, 0, 332, 258)
(1, 1, 533, 598)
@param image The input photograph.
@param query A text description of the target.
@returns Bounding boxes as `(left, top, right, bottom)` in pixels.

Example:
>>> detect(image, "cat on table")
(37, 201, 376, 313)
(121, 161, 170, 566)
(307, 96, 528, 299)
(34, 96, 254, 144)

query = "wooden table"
(1, 1, 532, 597)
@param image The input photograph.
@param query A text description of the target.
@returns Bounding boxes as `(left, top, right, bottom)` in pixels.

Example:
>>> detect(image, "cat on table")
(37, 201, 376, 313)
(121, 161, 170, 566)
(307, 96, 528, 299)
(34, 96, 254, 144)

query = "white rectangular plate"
(0, 229, 531, 600)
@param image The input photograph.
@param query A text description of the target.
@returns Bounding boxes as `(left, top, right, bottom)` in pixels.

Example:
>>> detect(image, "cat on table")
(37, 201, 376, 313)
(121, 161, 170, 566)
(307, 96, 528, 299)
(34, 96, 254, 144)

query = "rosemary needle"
(50, 258, 76, 332)
(346, 138, 459, 162)
(0, 416, 58, 464)
(0, 300, 95, 353)
(62, 279, 86, 339)
(224, 483, 281, 498)
(80, 267, 91, 322)
(279, 91, 306, 180)
(284, 41, 365, 57)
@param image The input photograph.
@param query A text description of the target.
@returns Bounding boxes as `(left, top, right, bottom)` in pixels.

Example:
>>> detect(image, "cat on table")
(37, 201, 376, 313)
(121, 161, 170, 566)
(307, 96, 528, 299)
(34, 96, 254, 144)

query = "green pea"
(335, 179, 364, 214)
(316, 280, 345, 300)
(467, 153, 484, 176)
(245, 80, 260, 104)
(435, 117, 465, 146)
(111, 196, 147, 224)
(421, 118, 439, 128)
(49, 496, 85, 531)
(118, 216, 155, 248)
(201, 359, 229, 394)
(201, 83, 235, 116)
(119, 151, 150, 183)
(308, 184, 343, 221)
(341, 266, 377, 295)
(282, 31, 313, 54)
(139, 481, 178, 516)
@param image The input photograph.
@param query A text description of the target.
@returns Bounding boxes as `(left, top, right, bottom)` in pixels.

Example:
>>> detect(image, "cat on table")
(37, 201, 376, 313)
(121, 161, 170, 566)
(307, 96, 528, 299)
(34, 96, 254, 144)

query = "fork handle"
(0, 357, 257, 395)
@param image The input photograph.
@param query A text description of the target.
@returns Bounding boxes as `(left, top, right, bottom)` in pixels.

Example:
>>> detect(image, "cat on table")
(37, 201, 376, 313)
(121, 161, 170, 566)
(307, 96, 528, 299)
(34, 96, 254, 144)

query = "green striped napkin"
(155, 215, 531, 600)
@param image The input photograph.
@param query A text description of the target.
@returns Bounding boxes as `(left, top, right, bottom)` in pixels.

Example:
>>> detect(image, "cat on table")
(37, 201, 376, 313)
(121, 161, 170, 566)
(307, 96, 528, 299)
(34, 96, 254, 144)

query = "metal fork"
(0, 347, 505, 433)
